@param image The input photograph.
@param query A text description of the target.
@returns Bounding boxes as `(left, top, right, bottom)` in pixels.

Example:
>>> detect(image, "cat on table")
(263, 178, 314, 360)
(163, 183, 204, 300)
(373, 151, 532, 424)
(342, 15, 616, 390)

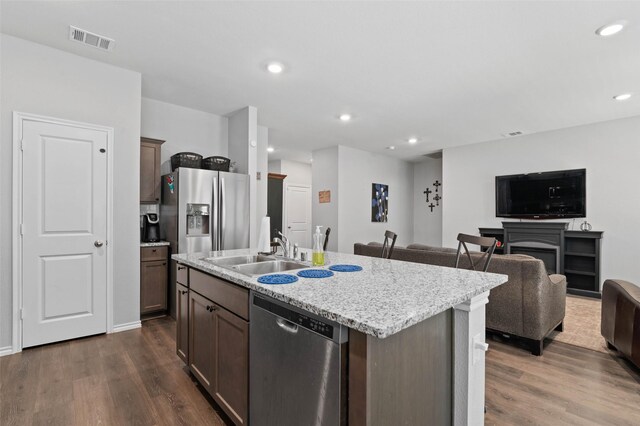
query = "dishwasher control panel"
(253, 295, 334, 339)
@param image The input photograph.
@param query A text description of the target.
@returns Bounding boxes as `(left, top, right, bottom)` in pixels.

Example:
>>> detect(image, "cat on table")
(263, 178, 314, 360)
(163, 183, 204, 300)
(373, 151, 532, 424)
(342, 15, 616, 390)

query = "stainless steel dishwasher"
(250, 292, 348, 426)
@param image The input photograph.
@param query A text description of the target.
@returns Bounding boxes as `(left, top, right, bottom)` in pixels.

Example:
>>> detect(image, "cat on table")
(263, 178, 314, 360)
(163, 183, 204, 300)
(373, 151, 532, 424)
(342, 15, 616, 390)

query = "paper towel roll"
(257, 216, 271, 253)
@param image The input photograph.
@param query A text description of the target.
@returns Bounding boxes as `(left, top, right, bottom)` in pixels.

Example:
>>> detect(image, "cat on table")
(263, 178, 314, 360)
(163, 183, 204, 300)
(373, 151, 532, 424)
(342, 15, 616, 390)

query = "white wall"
(337, 146, 414, 252)
(413, 158, 443, 246)
(256, 126, 269, 228)
(140, 98, 228, 174)
(228, 107, 259, 248)
(312, 147, 340, 251)
(0, 35, 142, 348)
(443, 115, 640, 288)
(269, 159, 312, 186)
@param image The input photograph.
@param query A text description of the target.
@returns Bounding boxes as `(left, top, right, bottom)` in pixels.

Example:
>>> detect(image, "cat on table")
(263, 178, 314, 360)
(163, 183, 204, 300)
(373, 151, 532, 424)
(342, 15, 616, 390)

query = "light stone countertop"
(172, 249, 507, 339)
(140, 241, 171, 247)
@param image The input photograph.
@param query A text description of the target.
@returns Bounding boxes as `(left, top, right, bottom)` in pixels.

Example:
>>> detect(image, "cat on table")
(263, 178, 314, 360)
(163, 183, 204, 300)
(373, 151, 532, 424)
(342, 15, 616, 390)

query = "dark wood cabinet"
(189, 290, 215, 392)
(176, 283, 189, 364)
(140, 137, 164, 203)
(213, 306, 249, 425)
(140, 246, 168, 315)
(183, 268, 249, 425)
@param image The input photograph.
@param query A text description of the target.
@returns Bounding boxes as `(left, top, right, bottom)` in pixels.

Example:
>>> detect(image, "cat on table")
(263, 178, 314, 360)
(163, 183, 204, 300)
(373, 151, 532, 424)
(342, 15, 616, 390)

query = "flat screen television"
(495, 168, 586, 219)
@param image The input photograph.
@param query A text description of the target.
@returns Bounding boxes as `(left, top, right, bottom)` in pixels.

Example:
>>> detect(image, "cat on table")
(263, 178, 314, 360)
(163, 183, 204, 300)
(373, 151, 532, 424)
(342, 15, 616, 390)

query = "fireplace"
(509, 243, 560, 275)
(503, 222, 567, 275)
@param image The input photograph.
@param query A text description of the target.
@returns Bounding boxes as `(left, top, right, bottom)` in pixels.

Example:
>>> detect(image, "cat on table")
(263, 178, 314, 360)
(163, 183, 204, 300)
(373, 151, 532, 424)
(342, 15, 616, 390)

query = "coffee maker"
(142, 213, 161, 242)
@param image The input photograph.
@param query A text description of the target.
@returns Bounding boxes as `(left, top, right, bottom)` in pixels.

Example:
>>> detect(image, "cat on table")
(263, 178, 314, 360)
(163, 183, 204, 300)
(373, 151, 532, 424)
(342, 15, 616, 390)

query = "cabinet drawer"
(141, 246, 168, 262)
(190, 269, 249, 320)
(176, 263, 189, 285)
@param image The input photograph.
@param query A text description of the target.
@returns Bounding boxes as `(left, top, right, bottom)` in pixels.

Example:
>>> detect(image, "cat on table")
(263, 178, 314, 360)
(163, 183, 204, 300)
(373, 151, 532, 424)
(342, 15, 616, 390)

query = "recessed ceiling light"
(267, 62, 284, 74)
(339, 114, 352, 122)
(613, 93, 632, 101)
(596, 21, 626, 37)
(408, 137, 418, 144)
(386, 146, 396, 150)
(267, 146, 275, 153)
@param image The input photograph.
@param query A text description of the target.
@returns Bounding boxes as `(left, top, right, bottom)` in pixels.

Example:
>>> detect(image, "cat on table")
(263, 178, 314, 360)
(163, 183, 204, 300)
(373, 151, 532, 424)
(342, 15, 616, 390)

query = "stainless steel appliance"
(142, 213, 161, 242)
(250, 293, 348, 426)
(161, 167, 250, 317)
(160, 167, 250, 253)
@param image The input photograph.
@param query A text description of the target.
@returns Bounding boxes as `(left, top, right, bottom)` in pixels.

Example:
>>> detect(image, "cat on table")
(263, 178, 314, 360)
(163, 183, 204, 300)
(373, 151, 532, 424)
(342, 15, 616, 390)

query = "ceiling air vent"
(502, 131, 524, 138)
(69, 25, 114, 51)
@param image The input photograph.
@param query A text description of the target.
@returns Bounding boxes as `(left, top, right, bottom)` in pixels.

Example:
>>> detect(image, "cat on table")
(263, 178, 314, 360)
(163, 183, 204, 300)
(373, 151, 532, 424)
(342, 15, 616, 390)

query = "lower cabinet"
(188, 286, 249, 425)
(213, 307, 249, 425)
(176, 283, 189, 364)
(140, 258, 168, 314)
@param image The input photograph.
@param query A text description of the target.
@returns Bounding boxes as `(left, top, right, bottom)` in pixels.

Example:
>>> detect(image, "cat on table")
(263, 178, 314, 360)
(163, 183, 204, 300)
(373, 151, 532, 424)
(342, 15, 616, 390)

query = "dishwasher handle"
(276, 318, 298, 334)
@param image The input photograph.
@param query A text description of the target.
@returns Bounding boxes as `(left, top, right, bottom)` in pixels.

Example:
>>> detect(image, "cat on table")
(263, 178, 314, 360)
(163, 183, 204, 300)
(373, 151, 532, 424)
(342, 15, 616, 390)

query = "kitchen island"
(173, 249, 507, 426)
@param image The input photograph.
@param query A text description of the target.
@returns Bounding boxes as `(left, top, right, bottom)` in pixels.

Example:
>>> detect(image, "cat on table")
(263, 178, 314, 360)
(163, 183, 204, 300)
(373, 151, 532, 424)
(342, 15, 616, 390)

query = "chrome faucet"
(274, 232, 291, 259)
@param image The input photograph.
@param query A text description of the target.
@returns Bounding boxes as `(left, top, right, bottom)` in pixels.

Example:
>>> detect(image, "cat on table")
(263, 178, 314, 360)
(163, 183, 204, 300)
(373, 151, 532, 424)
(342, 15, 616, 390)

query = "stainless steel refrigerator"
(161, 167, 250, 253)
(161, 167, 250, 316)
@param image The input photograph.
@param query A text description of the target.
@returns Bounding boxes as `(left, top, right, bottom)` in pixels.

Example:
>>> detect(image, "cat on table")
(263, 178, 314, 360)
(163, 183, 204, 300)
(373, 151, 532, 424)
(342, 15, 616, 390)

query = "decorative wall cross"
(434, 194, 441, 206)
(433, 180, 441, 192)
(423, 188, 432, 202)
(428, 203, 436, 212)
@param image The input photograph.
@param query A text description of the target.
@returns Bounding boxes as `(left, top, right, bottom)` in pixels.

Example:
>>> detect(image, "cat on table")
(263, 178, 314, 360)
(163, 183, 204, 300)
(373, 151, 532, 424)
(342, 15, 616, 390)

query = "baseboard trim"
(111, 321, 142, 333)
(0, 346, 14, 357)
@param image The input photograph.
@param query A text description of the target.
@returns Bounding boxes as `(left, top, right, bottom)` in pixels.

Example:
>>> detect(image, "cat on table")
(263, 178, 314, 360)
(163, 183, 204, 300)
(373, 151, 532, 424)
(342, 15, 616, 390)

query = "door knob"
(94, 240, 104, 247)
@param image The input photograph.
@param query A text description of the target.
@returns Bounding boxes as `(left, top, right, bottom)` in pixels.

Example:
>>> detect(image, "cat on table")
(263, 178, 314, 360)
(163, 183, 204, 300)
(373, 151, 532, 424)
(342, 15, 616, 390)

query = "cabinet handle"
(177, 266, 186, 270)
(152, 249, 157, 252)
(155, 198, 159, 201)
(181, 290, 187, 295)
(162, 262, 166, 266)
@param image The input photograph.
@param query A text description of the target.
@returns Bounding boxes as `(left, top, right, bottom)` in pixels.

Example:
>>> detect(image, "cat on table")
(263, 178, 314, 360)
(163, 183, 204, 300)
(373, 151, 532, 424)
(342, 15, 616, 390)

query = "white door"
(285, 184, 311, 248)
(21, 118, 109, 348)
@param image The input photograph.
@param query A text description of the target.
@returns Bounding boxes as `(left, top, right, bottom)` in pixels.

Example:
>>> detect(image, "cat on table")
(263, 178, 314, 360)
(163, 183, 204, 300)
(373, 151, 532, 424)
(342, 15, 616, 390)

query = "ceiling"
(2, 1, 640, 162)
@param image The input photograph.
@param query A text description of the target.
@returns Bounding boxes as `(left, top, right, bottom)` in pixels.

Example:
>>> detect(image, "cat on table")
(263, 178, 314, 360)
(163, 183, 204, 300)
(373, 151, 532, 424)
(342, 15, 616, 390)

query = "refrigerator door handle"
(220, 177, 226, 250)
(213, 175, 219, 251)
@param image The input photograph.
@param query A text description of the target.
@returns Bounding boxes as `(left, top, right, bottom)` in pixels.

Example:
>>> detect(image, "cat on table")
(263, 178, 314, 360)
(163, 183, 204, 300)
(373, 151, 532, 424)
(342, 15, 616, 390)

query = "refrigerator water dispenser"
(186, 203, 210, 236)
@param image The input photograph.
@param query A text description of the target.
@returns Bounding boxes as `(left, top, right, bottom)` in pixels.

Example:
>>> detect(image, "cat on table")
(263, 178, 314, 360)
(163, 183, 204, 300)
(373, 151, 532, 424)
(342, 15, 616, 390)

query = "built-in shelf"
(565, 252, 597, 258)
(564, 269, 596, 277)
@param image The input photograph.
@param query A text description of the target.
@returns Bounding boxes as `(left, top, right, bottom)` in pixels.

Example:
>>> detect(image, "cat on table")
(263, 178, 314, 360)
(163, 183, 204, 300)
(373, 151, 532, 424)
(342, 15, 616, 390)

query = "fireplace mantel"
(479, 222, 603, 298)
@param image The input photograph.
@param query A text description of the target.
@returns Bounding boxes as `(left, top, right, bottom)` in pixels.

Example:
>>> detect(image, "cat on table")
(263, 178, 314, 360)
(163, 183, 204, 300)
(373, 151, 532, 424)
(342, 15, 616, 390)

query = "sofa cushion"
(406, 243, 458, 254)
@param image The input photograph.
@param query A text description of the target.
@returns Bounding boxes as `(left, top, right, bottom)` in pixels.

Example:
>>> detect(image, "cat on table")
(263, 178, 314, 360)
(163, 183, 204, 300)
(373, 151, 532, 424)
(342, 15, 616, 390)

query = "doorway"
(13, 112, 113, 350)
(284, 184, 312, 248)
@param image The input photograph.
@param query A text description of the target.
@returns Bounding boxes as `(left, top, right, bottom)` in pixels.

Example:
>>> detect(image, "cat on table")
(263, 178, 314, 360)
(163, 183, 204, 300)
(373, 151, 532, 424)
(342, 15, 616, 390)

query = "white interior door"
(21, 118, 109, 348)
(285, 184, 311, 248)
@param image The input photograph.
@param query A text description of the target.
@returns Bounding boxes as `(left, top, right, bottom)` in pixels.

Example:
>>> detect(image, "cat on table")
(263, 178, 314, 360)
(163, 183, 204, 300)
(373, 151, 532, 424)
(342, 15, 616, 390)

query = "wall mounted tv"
(495, 168, 586, 219)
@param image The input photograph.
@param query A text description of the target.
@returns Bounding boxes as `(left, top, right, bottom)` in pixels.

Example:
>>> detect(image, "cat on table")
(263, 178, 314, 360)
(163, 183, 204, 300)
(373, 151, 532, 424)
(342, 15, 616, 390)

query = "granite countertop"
(172, 249, 507, 339)
(141, 241, 171, 247)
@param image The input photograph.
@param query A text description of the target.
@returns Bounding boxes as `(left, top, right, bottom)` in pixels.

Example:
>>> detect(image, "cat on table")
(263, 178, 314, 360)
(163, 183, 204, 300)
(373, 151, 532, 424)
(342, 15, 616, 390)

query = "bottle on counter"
(312, 226, 325, 266)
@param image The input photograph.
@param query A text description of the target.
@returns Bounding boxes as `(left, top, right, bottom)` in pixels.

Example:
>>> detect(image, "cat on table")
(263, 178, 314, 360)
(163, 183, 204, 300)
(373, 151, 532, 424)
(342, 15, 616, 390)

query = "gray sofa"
(354, 242, 567, 355)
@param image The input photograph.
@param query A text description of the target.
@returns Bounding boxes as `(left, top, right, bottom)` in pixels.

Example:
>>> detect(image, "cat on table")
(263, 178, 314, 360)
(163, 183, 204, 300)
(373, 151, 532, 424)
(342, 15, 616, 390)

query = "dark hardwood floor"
(2, 317, 639, 425)
(0, 318, 230, 426)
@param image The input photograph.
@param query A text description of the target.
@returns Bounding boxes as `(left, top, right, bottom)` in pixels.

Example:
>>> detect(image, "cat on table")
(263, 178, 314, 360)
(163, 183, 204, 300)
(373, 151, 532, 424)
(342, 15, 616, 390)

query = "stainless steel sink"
(200, 254, 309, 277)
(203, 254, 274, 267)
(234, 260, 308, 276)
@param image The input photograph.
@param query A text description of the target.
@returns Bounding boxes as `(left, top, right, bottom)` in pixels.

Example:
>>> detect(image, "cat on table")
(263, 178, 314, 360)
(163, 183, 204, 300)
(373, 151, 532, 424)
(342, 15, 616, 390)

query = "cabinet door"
(140, 139, 162, 203)
(140, 260, 167, 314)
(176, 283, 189, 364)
(189, 291, 215, 393)
(213, 307, 249, 425)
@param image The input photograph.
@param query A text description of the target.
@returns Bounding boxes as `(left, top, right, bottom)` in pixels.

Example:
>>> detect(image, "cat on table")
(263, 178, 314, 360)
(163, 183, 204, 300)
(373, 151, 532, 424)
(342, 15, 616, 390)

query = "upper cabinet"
(140, 137, 165, 203)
